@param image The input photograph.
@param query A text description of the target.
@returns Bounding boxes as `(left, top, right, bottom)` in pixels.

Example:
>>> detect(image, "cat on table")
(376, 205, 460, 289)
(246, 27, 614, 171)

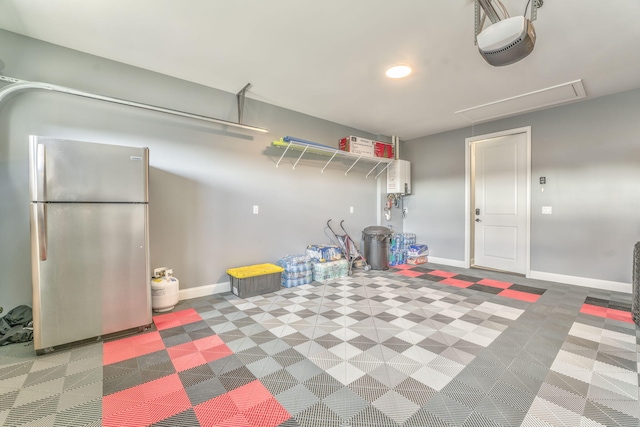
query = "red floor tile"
(103, 403, 153, 427)
(146, 389, 193, 422)
(193, 381, 290, 427)
(498, 289, 540, 303)
(171, 352, 209, 372)
(393, 264, 415, 270)
(103, 374, 191, 426)
(103, 331, 165, 365)
(395, 269, 424, 278)
(580, 304, 634, 323)
(193, 335, 225, 350)
(167, 341, 199, 358)
(477, 278, 512, 289)
(154, 308, 203, 331)
(218, 413, 252, 427)
(244, 397, 291, 427)
(580, 304, 608, 317)
(227, 381, 273, 411)
(168, 335, 233, 372)
(440, 278, 473, 288)
(194, 394, 241, 426)
(200, 344, 234, 362)
(606, 308, 634, 323)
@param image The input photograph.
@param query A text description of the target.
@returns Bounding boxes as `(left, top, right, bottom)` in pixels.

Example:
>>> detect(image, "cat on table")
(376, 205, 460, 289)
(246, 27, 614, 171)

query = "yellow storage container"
(226, 263, 284, 298)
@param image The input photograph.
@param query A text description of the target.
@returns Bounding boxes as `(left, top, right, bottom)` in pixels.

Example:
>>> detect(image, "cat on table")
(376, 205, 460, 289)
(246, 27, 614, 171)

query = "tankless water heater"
(387, 160, 411, 194)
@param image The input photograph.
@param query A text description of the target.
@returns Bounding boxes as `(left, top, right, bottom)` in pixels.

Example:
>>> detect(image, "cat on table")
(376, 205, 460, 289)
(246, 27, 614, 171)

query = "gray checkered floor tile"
(1, 263, 638, 426)
(0, 342, 102, 427)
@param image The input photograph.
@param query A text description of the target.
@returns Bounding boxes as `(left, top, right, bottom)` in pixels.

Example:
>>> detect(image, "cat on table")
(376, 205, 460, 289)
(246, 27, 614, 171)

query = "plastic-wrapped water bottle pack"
(276, 254, 314, 287)
(389, 233, 427, 266)
(312, 259, 349, 283)
(305, 244, 342, 263)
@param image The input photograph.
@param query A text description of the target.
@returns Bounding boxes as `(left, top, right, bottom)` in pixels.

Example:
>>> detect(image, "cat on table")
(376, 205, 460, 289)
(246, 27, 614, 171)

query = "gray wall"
(402, 89, 640, 284)
(0, 30, 387, 310)
(3, 29, 638, 313)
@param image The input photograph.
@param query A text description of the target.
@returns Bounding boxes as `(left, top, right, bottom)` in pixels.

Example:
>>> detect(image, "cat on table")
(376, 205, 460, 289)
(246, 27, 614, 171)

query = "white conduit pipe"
(0, 75, 269, 134)
(393, 135, 400, 159)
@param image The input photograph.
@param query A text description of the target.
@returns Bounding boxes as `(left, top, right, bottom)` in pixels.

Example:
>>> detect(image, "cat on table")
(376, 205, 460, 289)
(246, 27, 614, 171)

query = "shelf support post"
(292, 144, 309, 169)
(375, 162, 392, 179)
(321, 151, 338, 173)
(275, 141, 292, 168)
(345, 156, 362, 175)
(366, 161, 383, 178)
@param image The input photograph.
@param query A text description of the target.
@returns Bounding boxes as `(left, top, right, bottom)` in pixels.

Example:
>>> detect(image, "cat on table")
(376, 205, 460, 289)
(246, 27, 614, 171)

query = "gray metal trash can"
(362, 226, 392, 270)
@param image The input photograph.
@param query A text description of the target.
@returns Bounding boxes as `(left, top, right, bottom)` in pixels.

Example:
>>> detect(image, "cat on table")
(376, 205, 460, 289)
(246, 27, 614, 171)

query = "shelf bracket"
(275, 141, 292, 168)
(375, 162, 392, 179)
(236, 83, 251, 125)
(366, 160, 383, 178)
(292, 144, 309, 170)
(321, 151, 338, 174)
(345, 156, 362, 176)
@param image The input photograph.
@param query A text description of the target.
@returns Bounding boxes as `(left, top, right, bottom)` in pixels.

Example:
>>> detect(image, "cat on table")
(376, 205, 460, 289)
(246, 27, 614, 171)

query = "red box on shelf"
(339, 136, 375, 157)
(374, 142, 394, 159)
(340, 136, 394, 159)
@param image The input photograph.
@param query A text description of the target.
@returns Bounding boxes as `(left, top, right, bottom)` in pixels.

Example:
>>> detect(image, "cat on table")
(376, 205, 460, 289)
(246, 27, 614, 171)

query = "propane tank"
(151, 267, 179, 312)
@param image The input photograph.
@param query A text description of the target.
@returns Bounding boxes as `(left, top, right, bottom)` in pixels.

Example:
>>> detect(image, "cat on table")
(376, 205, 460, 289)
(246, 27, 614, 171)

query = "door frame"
(464, 126, 532, 277)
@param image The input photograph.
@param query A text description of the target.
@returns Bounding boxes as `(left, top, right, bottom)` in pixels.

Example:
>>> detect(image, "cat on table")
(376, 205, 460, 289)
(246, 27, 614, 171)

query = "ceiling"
(0, 0, 639, 140)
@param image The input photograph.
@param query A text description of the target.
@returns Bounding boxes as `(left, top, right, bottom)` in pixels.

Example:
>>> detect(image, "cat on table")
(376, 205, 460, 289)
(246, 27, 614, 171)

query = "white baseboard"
(529, 270, 631, 294)
(176, 270, 631, 302)
(179, 281, 231, 301)
(427, 257, 468, 269)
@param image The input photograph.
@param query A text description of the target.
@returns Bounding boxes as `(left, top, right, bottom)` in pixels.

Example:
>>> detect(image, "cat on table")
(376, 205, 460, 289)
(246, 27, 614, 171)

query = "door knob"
(475, 218, 481, 222)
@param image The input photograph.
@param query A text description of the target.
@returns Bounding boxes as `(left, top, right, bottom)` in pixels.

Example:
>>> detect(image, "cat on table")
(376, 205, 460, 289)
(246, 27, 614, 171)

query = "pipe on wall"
(0, 75, 269, 134)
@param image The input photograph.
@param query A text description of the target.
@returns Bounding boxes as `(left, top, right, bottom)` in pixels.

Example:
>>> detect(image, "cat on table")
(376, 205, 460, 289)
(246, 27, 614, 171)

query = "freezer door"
(29, 135, 148, 203)
(31, 203, 151, 351)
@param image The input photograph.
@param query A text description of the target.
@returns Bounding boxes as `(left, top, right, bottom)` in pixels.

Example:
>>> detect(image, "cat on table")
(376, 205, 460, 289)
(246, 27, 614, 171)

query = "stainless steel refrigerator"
(29, 135, 151, 354)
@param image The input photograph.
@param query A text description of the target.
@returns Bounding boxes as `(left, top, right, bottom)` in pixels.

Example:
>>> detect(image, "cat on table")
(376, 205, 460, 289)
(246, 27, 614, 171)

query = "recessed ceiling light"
(385, 64, 412, 79)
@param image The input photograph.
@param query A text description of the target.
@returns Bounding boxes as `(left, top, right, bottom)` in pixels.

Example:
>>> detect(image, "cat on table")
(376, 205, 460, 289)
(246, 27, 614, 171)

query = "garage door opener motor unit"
(475, 0, 542, 66)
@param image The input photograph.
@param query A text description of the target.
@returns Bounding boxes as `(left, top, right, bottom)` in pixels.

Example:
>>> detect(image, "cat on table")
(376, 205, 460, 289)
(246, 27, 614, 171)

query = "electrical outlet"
(253, 205, 259, 214)
(542, 206, 552, 214)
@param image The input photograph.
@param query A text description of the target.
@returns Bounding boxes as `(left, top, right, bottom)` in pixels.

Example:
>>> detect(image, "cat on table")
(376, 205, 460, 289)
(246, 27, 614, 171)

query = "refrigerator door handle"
(37, 203, 48, 261)
(36, 143, 46, 201)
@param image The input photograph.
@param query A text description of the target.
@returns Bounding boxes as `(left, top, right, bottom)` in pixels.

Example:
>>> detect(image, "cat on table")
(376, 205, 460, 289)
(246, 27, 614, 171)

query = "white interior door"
(473, 132, 528, 274)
